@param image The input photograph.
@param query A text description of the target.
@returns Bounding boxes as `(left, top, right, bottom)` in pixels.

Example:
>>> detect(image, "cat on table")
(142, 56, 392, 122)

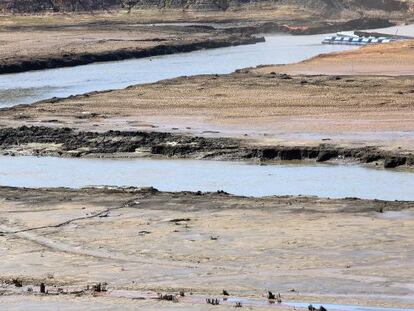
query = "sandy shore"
(0, 186, 413, 310)
(255, 40, 414, 76)
(2, 71, 413, 153)
(0, 10, 403, 73)
(1, 36, 413, 169)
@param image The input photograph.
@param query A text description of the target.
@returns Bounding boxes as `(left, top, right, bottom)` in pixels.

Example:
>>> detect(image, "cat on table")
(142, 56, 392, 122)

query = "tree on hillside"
(121, 0, 140, 12)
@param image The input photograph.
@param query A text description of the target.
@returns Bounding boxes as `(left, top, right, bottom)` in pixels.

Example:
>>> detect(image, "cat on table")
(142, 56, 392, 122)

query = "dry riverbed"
(1, 5, 414, 311)
(0, 186, 413, 310)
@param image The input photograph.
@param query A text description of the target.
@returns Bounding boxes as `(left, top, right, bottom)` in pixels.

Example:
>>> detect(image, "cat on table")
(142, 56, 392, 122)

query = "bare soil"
(1, 12, 414, 311)
(2, 71, 413, 154)
(0, 186, 413, 310)
(1, 0, 414, 22)
(0, 10, 404, 73)
(255, 39, 414, 76)
(0, 126, 413, 169)
(1, 6, 414, 311)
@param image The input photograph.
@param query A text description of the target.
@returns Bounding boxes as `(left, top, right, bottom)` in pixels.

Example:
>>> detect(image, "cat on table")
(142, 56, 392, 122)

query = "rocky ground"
(0, 186, 413, 310)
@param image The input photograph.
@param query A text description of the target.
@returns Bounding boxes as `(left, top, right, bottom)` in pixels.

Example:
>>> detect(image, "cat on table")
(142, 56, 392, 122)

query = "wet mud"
(0, 126, 413, 169)
(0, 186, 413, 310)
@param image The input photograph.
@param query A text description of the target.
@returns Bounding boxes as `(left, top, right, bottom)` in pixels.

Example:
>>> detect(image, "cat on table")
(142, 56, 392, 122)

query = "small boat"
(322, 31, 400, 46)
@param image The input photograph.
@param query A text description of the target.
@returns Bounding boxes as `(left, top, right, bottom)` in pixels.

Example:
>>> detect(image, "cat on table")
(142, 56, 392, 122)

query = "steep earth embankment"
(0, 0, 412, 16)
(0, 126, 413, 169)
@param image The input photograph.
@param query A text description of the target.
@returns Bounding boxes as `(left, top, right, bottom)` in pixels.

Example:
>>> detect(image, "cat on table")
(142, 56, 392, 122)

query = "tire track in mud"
(0, 199, 198, 267)
(0, 220, 399, 288)
(0, 223, 195, 268)
(0, 204, 245, 272)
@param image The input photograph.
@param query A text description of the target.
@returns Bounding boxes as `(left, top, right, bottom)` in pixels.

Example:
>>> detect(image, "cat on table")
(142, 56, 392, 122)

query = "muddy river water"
(0, 33, 356, 107)
(1, 156, 413, 200)
(0, 25, 413, 201)
(0, 23, 411, 108)
(2, 23, 413, 108)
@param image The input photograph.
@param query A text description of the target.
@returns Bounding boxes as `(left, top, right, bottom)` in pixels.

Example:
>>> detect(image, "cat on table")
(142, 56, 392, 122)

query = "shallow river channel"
(1, 156, 413, 200)
(0, 24, 414, 202)
(0, 33, 356, 107)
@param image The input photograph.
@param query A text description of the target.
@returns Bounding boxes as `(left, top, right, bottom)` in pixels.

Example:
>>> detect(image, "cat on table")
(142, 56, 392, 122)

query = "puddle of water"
(227, 297, 414, 310)
(0, 156, 413, 200)
(377, 210, 414, 220)
(0, 34, 356, 107)
(285, 302, 414, 311)
(103, 291, 414, 311)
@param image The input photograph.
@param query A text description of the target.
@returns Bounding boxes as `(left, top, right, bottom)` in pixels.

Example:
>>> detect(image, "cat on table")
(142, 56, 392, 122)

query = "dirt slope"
(0, 0, 411, 15)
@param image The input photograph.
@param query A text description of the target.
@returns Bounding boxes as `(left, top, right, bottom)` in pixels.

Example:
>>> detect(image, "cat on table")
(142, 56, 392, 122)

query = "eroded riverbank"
(0, 126, 413, 170)
(0, 186, 413, 310)
(0, 13, 397, 75)
(0, 33, 262, 75)
(2, 66, 413, 153)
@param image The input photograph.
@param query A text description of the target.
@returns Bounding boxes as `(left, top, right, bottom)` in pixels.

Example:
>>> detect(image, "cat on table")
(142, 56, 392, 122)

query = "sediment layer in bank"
(0, 126, 413, 169)
(2, 71, 413, 154)
(0, 29, 262, 74)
